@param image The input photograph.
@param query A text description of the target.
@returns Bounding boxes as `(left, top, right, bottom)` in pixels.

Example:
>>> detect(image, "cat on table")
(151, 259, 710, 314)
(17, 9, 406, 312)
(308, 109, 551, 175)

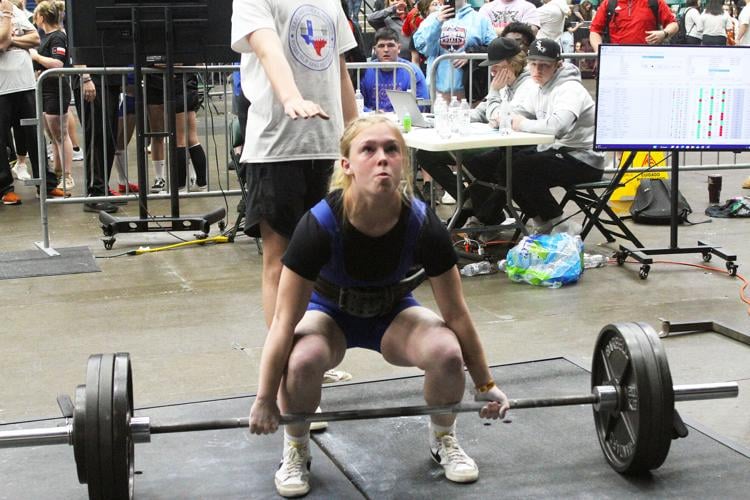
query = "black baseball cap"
(478, 37, 522, 67)
(527, 38, 561, 62)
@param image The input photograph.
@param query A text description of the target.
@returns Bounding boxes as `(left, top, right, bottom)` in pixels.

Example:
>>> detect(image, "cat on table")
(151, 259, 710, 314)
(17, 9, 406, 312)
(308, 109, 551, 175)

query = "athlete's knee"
(286, 345, 327, 386)
(421, 329, 463, 372)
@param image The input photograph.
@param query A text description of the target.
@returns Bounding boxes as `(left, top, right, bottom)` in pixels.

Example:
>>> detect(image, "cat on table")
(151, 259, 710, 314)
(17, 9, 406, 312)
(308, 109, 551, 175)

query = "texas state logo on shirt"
(439, 24, 467, 52)
(289, 5, 336, 71)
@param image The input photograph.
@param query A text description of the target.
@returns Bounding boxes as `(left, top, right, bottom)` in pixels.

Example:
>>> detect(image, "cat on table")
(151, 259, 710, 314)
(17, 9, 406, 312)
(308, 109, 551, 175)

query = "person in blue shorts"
(248, 115, 510, 498)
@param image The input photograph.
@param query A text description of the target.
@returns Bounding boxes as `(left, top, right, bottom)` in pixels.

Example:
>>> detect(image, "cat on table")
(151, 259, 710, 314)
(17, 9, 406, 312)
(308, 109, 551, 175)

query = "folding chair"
(559, 165, 644, 248)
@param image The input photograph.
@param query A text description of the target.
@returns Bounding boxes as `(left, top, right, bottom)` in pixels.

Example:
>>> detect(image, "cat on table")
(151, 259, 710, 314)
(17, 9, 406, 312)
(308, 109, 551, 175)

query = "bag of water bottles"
(504, 233, 584, 289)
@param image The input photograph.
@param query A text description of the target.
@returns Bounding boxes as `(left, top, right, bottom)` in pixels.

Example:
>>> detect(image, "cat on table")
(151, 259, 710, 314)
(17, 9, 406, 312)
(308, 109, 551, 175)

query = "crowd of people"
(1, 0, 211, 212)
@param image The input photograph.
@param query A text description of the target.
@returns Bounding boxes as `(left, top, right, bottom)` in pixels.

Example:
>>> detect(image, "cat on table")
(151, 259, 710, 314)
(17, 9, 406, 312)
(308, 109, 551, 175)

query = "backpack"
(629, 179, 692, 224)
(603, 0, 661, 43)
(671, 7, 697, 45)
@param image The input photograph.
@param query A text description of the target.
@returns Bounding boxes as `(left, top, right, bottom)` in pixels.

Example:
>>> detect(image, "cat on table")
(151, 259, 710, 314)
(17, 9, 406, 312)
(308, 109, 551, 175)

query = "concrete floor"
(1, 133, 749, 471)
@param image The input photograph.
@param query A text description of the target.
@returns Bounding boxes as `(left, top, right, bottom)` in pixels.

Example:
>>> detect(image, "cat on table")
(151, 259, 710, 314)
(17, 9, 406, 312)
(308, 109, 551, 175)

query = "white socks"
(284, 431, 309, 450)
(153, 159, 165, 180)
(430, 421, 456, 447)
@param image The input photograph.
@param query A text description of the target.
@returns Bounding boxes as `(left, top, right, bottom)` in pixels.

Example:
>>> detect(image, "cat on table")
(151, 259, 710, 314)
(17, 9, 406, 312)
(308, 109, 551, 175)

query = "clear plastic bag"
(504, 233, 584, 288)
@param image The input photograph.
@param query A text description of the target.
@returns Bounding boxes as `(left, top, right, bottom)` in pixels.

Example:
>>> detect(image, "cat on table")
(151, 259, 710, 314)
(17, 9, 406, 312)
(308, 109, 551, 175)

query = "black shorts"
(243, 160, 334, 239)
(145, 74, 202, 113)
(42, 85, 71, 115)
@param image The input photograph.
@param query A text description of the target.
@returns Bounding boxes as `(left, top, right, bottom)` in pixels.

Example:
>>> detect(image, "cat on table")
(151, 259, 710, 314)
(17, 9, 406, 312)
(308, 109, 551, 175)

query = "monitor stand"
(615, 150, 738, 279)
(96, 5, 225, 249)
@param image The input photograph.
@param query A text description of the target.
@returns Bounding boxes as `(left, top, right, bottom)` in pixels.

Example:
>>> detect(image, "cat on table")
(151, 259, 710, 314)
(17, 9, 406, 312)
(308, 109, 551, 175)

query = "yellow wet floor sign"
(611, 151, 668, 201)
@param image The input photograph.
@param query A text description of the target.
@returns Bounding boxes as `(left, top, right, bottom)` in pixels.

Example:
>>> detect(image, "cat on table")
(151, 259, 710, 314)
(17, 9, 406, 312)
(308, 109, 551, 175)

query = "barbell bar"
(0, 382, 736, 446)
(0, 322, 741, 500)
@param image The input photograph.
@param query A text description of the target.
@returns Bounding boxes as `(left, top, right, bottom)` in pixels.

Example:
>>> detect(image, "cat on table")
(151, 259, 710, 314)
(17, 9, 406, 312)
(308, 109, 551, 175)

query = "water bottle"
(434, 98, 451, 139)
(460, 98, 471, 130)
(460, 260, 495, 277)
(448, 95, 461, 135)
(354, 88, 365, 116)
(583, 253, 607, 269)
(402, 111, 412, 133)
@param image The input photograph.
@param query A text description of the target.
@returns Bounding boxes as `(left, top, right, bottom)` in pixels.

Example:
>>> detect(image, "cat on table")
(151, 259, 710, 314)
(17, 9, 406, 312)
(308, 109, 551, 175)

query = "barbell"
(0, 322, 739, 500)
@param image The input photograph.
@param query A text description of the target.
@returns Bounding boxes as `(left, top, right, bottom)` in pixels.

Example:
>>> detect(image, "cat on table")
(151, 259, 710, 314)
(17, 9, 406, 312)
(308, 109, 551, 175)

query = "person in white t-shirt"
(535, 0, 569, 42)
(231, 0, 358, 328)
(0, 1, 63, 205)
(479, 0, 540, 36)
(698, 0, 732, 46)
(737, 4, 750, 46)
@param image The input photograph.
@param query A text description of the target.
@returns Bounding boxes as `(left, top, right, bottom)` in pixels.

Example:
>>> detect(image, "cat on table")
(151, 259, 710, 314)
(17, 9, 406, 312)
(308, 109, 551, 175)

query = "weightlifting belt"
(314, 269, 426, 318)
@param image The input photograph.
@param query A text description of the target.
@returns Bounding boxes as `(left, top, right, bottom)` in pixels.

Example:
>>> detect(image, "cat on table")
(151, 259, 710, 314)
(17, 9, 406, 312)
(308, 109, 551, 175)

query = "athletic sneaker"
(322, 369, 352, 384)
(431, 433, 479, 483)
(11, 163, 31, 181)
(275, 440, 311, 498)
(441, 191, 456, 205)
(150, 177, 166, 193)
(118, 183, 139, 194)
(2, 192, 21, 205)
(72, 148, 84, 161)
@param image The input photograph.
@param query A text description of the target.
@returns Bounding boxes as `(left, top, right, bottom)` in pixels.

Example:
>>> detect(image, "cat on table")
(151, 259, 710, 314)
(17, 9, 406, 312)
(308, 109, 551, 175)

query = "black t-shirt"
(35, 30, 69, 94)
(282, 191, 458, 283)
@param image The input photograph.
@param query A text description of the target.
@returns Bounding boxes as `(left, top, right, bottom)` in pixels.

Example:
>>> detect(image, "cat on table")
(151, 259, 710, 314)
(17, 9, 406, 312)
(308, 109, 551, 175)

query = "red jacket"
(402, 7, 424, 37)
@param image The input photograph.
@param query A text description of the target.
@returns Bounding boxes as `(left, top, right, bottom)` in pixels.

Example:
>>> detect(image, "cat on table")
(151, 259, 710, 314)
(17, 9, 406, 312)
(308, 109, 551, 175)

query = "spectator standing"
(739, 4, 750, 46)
(368, 0, 415, 61)
(360, 28, 429, 112)
(573, 0, 595, 22)
(479, 0, 541, 35)
(536, 0, 570, 42)
(403, 0, 442, 66)
(699, 0, 732, 45)
(682, 0, 703, 45)
(30, 0, 74, 192)
(0, 0, 63, 205)
(413, 0, 496, 101)
(589, 0, 677, 51)
(230, 0, 357, 334)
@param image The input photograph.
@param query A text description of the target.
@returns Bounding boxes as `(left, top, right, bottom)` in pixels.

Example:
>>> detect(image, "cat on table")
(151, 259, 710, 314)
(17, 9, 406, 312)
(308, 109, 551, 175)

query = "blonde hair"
(508, 51, 527, 77)
(34, 0, 64, 26)
(330, 115, 414, 220)
(9, 0, 24, 9)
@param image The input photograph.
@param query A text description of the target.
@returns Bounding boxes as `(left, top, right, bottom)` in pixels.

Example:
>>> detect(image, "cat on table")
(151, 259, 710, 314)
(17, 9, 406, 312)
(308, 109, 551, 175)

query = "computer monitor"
(66, 0, 235, 66)
(594, 44, 750, 152)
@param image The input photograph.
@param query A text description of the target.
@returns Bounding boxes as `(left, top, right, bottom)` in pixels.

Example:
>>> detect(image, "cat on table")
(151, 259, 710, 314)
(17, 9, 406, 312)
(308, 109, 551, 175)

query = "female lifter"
(249, 115, 509, 497)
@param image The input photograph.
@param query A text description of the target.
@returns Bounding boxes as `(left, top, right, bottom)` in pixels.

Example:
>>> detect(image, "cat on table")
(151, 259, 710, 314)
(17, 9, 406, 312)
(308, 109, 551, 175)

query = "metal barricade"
(33, 65, 240, 251)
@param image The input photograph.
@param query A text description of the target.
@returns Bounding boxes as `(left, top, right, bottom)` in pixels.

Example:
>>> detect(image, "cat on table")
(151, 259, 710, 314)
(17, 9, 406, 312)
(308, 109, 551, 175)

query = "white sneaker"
(11, 163, 32, 181)
(275, 440, 311, 498)
(64, 173, 75, 190)
(441, 192, 456, 205)
(72, 148, 84, 161)
(309, 406, 328, 432)
(431, 434, 479, 483)
(322, 369, 352, 384)
(150, 177, 166, 193)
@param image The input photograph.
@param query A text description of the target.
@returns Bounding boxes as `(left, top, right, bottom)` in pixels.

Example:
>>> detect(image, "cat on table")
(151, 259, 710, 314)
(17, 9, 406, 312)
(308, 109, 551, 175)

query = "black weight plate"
(591, 322, 673, 474)
(637, 322, 674, 469)
(96, 354, 116, 500)
(85, 355, 103, 499)
(112, 353, 135, 499)
(73, 384, 88, 484)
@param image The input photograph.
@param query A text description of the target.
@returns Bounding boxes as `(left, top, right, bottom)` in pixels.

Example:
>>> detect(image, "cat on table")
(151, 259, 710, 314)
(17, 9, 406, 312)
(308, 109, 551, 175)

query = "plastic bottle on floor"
(460, 261, 495, 277)
(583, 253, 607, 269)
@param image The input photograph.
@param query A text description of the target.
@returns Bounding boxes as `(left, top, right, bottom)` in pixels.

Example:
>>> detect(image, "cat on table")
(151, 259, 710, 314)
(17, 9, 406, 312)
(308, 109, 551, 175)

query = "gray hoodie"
(512, 62, 605, 169)
(469, 70, 534, 124)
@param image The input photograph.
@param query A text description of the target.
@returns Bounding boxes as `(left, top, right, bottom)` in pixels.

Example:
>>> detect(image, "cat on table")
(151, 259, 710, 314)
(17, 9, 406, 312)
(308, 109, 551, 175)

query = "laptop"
(385, 89, 434, 128)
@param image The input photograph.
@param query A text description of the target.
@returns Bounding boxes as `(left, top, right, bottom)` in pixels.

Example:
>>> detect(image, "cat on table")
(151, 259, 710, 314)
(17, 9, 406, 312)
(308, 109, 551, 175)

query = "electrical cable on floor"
(618, 258, 749, 315)
(95, 235, 229, 258)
